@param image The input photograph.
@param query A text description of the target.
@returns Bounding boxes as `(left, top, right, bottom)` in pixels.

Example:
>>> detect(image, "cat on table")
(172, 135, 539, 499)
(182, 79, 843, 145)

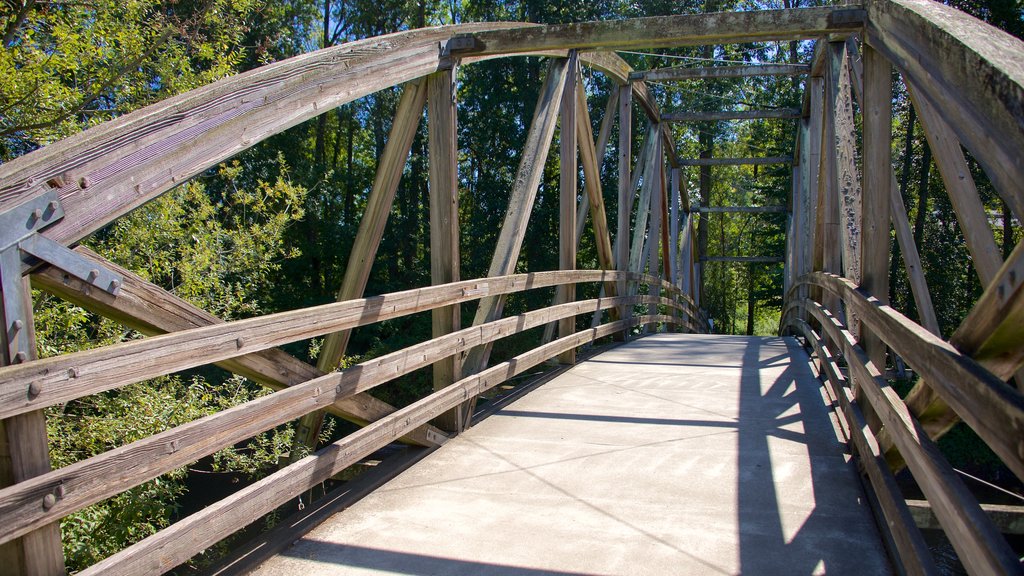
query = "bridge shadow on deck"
(256, 334, 890, 576)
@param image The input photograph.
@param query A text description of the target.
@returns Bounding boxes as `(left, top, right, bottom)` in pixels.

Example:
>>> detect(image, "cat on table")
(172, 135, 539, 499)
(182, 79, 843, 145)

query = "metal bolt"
(68, 367, 80, 378)
(55, 484, 65, 499)
(110, 279, 121, 293)
(32, 208, 43, 221)
(87, 269, 99, 281)
(12, 319, 23, 331)
(79, 176, 91, 189)
(48, 200, 59, 212)
(28, 382, 41, 397)
(235, 337, 245, 349)
(42, 493, 56, 510)
(14, 351, 27, 363)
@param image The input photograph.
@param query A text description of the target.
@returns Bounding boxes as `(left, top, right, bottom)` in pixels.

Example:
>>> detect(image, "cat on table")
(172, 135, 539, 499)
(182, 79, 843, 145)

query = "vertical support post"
(0, 256, 65, 575)
(558, 52, 578, 365)
(647, 130, 663, 332)
(617, 84, 632, 340)
(861, 44, 893, 371)
(820, 44, 843, 316)
(428, 67, 462, 431)
(670, 168, 681, 290)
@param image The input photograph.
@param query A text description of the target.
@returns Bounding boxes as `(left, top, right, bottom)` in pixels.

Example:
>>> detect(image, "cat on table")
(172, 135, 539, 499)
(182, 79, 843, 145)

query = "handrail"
(780, 280, 1021, 574)
(0, 271, 695, 566)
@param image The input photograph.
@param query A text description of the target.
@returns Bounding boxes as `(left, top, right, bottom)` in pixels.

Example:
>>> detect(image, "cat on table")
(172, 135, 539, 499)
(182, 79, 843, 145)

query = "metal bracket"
(0, 191, 122, 364)
(439, 35, 478, 58)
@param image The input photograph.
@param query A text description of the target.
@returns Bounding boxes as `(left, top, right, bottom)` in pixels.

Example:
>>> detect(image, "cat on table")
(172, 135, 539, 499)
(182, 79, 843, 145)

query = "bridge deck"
(251, 334, 891, 575)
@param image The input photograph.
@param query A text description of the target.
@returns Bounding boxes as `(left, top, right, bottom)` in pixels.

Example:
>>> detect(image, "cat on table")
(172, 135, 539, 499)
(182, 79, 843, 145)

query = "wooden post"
(670, 168, 681, 289)
(860, 44, 893, 371)
(289, 78, 428, 457)
(646, 131, 663, 332)
(617, 84, 632, 339)
(831, 42, 862, 290)
(428, 68, 462, 431)
(0, 271, 65, 575)
(660, 154, 672, 285)
(558, 53, 578, 365)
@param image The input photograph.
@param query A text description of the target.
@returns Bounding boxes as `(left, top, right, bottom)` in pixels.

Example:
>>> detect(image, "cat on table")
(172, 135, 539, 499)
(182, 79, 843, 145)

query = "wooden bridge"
(1, 1, 1023, 574)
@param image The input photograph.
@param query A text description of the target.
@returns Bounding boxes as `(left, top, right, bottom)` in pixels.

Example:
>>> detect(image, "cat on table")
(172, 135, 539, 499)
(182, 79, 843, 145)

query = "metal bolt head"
(42, 493, 56, 510)
(14, 351, 27, 363)
(68, 367, 80, 378)
(79, 176, 91, 189)
(31, 208, 43, 221)
(48, 200, 59, 212)
(55, 484, 65, 499)
(12, 319, 23, 331)
(87, 269, 99, 281)
(28, 382, 41, 397)
(235, 337, 245, 349)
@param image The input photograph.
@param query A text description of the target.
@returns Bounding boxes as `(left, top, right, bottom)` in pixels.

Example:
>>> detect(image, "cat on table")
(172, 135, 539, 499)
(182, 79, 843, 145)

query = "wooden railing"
(0, 270, 702, 575)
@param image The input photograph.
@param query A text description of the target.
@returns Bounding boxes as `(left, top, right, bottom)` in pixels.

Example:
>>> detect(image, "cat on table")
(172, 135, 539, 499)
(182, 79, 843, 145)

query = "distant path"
(252, 333, 891, 575)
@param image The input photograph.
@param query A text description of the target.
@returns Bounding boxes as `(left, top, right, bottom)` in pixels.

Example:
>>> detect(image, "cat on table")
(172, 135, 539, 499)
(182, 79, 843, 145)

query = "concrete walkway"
(251, 334, 891, 575)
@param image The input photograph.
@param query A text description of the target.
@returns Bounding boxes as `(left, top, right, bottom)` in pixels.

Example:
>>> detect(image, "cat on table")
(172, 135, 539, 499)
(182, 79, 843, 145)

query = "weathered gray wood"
(558, 52, 579, 365)
(670, 168, 680, 288)
(617, 84, 633, 336)
(859, 43, 892, 371)
(630, 126, 659, 275)
(575, 73, 616, 278)
(462, 57, 570, 379)
(697, 205, 787, 213)
(75, 314, 659, 576)
(28, 247, 442, 448)
(678, 156, 792, 166)
(630, 63, 810, 82)
(906, 82, 1002, 286)
(844, 40, 940, 337)
(428, 68, 462, 431)
(455, 7, 865, 56)
(0, 23, 529, 249)
(805, 76, 823, 281)
(292, 78, 430, 457)
(0, 275, 65, 576)
(646, 132, 663, 331)
(906, 500, 1024, 536)
(0, 291, 656, 548)
(0, 270, 630, 420)
(803, 297, 1021, 575)
(830, 42, 861, 288)
(662, 109, 801, 122)
(803, 272, 1024, 484)
(792, 318, 936, 576)
(865, 0, 1024, 222)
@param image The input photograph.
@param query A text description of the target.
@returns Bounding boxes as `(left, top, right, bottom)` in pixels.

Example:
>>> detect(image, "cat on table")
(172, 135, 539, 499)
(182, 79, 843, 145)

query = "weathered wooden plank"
(454, 8, 865, 56)
(792, 317, 937, 576)
(865, 0, 1024, 222)
(906, 500, 1024, 536)
(462, 57, 570, 379)
(617, 84, 633, 336)
(575, 73, 616, 276)
(646, 132, 663, 331)
(629, 127, 659, 274)
(844, 40, 940, 337)
(428, 68, 462, 431)
(859, 43, 892, 371)
(28, 247, 441, 447)
(803, 297, 1020, 575)
(804, 272, 1024, 484)
(0, 273, 65, 576)
(631, 63, 810, 82)
(659, 154, 671, 285)
(678, 156, 792, 166)
(76, 313, 668, 576)
(0, 23, 527, 248)
(0, 292, 660, 548)
(558, 53, 579, 365)
(662, 109, 801, 123)
(670, 168, 681, 288)
(830, 42, 861, 288)
(0, 270, 630, 420)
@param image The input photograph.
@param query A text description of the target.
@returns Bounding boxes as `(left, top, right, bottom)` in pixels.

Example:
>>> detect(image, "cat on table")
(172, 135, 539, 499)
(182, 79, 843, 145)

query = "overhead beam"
(453, 7, 865, 56)
(697, 205, 787, 213)
(701, 256, 784, 263)
(662, 109, 801, 122)
(631, 63, 810, 82)
(679, 157, 792, 166)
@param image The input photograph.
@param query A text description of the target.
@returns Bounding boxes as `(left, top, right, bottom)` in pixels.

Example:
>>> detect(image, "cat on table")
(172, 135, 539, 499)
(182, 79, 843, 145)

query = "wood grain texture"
(830, 42, 861, 288)
(617, 85, 633, 336)
(28, 247, 442, 448)
(802, 272, 1024, 484)
(0, 292, 663, 548)
(802, 297, 1020, 575)
(866, 0, 1024, 222)
(558, 53, 579, 365)
(791, 318, 936, 576)
(632, 63, 809, 82)
(75, 314, 664, 576)
(455, 7, 864, 55)
(0, 270, 628, 420)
